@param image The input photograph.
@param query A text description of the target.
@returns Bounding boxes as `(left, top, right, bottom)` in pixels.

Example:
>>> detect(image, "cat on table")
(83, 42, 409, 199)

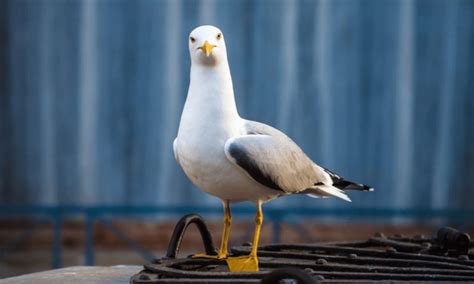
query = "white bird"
(173, 25, 372, 272)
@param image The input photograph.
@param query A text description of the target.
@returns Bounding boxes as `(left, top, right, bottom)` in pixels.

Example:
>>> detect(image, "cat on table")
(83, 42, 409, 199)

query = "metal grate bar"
(131, 216, 473, 283)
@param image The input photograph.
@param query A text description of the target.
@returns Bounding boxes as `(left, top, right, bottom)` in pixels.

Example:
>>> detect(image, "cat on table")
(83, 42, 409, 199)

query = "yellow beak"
(200, 40, 215, 56)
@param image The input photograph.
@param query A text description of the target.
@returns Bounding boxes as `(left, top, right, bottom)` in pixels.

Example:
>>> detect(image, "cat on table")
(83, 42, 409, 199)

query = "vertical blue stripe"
(394, 0, 414, 208)
(79, 0, 98, 203)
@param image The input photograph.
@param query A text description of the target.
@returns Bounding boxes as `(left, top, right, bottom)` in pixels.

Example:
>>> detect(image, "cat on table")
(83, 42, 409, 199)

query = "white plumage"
(174, 25, 370, 203)
(172, 25, 371, 272)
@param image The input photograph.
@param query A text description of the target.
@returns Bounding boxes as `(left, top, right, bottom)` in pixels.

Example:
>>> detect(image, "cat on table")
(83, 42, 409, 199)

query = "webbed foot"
(226, 255, 259, 272)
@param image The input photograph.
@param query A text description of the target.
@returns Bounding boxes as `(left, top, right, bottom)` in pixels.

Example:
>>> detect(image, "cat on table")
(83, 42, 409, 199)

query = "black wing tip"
(348, 183, 373, 192)
(333, 180, 373, 192)
(322, 167, 373, 192)
(364, 185, 374, 192)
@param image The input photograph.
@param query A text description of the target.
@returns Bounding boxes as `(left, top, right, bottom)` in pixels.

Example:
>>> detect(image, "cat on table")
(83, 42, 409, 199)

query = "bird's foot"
(192, 252, 228, 260)
(226, 255, 259, 272)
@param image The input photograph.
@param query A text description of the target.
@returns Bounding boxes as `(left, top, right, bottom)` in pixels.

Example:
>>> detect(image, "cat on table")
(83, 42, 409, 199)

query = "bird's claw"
(226, 255, 259, 272)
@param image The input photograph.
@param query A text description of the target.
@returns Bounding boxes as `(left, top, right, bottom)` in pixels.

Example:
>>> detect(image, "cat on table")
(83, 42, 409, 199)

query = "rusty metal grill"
(131, 214, 474, 283)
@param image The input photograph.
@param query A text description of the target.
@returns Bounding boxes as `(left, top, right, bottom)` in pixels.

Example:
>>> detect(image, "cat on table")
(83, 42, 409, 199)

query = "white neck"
(177, 61, 241, 142)
(190, 62, 239, 117)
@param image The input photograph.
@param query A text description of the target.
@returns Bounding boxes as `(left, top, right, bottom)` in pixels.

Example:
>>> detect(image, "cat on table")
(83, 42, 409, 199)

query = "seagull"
(173, 25, 372, 272)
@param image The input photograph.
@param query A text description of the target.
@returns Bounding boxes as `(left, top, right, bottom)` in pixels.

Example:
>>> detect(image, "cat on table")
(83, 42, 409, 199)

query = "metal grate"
(131, 214, 474, 283)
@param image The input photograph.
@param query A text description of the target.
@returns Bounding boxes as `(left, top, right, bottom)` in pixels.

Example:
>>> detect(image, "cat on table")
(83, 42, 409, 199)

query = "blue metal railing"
(0, 205, 473, 268)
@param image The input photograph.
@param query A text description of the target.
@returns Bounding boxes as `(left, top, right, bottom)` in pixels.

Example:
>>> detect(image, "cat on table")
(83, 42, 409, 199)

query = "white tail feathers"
(304, 184, 352, 202)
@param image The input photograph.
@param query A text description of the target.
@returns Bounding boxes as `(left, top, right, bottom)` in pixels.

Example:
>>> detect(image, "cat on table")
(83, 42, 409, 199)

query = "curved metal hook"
(165, 214, 217, 259)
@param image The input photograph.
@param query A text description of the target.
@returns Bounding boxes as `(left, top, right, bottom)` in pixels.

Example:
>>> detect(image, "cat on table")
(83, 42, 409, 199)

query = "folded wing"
(223, 120, 371, 202)
(224, 133, 322, 193)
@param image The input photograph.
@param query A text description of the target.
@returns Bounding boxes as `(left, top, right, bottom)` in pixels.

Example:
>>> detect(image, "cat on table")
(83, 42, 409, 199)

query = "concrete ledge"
(0, 265, 142, 284)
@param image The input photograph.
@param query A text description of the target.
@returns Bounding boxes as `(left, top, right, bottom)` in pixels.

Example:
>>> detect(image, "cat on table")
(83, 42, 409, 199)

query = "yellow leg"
(226, 200, 262, 272)
(193, 200, 231, 259)
(218, 200, 232, 258)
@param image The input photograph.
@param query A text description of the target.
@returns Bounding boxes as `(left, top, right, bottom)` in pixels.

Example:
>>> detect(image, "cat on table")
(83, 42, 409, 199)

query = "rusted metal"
(131, 217, 474, 283)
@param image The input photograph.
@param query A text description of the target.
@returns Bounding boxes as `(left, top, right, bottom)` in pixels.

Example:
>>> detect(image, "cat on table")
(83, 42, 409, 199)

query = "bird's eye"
(216, 33, 222, 40)
(190, 37, 196, 43)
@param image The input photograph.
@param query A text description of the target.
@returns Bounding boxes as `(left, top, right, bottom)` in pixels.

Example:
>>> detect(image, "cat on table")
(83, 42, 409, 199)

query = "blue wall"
(0, 0, 473, 211)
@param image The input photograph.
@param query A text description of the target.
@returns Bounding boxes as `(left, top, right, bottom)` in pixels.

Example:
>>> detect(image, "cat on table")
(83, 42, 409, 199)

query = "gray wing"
(224, 120, 331, 193)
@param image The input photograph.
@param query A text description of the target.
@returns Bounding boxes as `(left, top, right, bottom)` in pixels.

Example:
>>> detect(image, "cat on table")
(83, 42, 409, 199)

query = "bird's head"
(189, 25, 227, 67)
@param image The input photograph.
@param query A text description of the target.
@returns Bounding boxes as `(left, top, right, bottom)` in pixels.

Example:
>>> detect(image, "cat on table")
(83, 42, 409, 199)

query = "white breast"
(175, 109, 251, 201)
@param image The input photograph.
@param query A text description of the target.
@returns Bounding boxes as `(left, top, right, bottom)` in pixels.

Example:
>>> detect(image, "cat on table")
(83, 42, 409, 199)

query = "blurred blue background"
(0, 0, 473, 212)
(1, 0, 474, 277)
